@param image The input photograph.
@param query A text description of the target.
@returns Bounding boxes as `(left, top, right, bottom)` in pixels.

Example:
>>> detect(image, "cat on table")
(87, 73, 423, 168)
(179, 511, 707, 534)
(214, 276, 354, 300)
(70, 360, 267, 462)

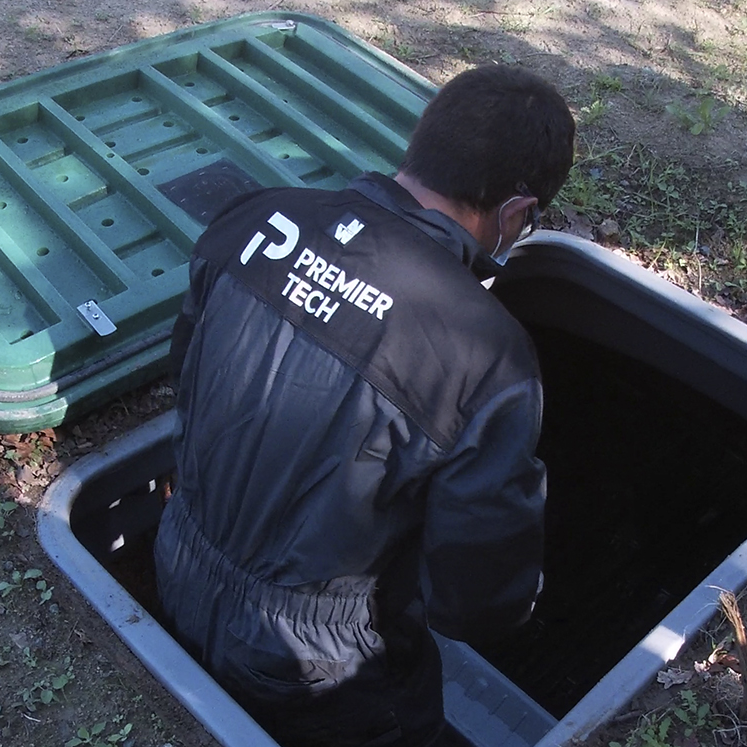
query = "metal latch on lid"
(77, 300, 117, 336)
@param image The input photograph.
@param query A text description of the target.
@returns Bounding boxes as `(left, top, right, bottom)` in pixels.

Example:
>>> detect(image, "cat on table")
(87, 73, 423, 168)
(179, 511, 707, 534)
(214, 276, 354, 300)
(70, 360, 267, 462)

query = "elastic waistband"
(164, 495, 376, 627)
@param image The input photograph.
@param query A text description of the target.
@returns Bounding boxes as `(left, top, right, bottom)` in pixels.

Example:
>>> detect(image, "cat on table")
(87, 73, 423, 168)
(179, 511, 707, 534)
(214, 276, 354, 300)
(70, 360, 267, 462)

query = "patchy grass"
(548, 131, 747, 315)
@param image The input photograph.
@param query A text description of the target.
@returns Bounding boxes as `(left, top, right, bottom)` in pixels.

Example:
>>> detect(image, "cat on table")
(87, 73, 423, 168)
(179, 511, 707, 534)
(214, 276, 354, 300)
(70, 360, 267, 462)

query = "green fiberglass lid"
(0, 12, 434, 433)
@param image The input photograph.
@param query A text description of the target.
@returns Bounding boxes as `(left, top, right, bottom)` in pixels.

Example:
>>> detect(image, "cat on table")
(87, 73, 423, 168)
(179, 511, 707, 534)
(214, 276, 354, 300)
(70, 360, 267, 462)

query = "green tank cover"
(0, 13, 434, 433)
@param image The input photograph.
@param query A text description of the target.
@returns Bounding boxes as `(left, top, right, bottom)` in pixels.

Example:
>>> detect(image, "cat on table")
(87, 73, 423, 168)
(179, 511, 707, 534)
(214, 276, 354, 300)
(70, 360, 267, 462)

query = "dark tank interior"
(480, 323, 747, 717)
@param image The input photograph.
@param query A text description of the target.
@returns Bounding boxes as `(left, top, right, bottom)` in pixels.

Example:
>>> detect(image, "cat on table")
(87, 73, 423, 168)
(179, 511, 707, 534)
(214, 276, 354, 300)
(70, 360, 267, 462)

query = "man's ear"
(499, 195, 537, 223)
(475, 194, 538, 253)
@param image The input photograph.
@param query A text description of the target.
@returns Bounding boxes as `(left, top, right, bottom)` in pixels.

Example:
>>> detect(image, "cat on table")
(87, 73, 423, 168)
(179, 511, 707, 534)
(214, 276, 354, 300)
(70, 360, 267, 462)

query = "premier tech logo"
(239, 211, 393, 324)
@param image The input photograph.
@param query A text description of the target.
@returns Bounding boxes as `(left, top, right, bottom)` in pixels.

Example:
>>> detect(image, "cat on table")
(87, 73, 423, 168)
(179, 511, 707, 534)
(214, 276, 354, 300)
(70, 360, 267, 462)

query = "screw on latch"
(84, 300, 100, 320)
(271, 20, 297, 31)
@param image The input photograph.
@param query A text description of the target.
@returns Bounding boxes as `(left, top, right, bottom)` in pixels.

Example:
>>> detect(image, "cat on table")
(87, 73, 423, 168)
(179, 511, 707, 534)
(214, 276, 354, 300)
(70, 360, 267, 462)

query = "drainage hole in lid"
(37, 247, 49, 256)
(0, 201, 7, 209)
(75, 114, 85, 121)
(138, 168, 150, 175)
(17, 136, 28, 144)
(196, 147, 208, 154)
(57, 174, 69, 182)
(101, 218, 114, 227)
(105, 141, 116, 147)
(280, 153, 290, 159)
(184, 81, 195, 87)
(229, 114, 240, 121)
(152, 268, 164, 277)
(163, 121, 174, 128)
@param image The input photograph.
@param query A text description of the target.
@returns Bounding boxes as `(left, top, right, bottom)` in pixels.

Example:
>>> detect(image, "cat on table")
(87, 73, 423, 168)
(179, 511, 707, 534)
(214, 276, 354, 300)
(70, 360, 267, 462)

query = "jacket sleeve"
(423, 377, 546, 649)
(169, 255, 217, 384)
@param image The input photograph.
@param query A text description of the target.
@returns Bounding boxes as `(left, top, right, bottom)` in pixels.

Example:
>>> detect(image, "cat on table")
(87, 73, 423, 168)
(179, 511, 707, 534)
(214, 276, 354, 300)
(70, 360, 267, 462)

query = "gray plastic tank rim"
(517, 231, 747, 345)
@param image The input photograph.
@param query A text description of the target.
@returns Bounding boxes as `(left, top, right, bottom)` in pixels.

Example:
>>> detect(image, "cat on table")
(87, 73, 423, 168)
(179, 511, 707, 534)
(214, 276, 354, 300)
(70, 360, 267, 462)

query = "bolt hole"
(163, 120, 174, 128)
(106, 152, 115, 158)
(37, 247, 49, 256)
(17, 137, 28, 144)
(101, 218, 114, 227)
(229, 114, 240, 121)
(279, 153, 290, 159)
(138, 168, 150, 176)
(196, 147, 208, 154)
(151, 268, 164, 277)
(185, 81, 195, 87)
(57, 174, 69, 182)
(75, 114, 85, 121)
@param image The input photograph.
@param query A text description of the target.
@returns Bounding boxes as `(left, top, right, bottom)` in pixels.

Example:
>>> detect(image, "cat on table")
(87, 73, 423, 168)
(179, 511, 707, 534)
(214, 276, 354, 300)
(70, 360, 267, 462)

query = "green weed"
(21, 646, 37, 668)
(23, 25, 44, 42)
(0, 567, 54, 604)
(674, 689, 717, 736)
(579, 99, 608, 126)
(499, 15, 531, 34)
(186, 4, 203, 24)
(593, 74, 623, 94)
(554, 140, 622, 221)
(458, 45, 480, 62)
(665, 96, 730, 135)
(65, 721, 132, 747)
(608, 689, 719, 747)
(15, 665, 74, 713)
(0, 500, 17, 536)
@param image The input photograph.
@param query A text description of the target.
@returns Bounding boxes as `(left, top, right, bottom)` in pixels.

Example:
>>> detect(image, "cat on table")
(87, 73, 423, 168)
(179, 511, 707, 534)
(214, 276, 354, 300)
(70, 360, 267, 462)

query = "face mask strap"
(491, 195, 525, 265)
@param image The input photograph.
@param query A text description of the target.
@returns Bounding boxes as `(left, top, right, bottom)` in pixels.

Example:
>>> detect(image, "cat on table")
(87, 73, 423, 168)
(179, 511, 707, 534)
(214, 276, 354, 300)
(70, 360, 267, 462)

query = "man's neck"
(394, 171, 487, 246)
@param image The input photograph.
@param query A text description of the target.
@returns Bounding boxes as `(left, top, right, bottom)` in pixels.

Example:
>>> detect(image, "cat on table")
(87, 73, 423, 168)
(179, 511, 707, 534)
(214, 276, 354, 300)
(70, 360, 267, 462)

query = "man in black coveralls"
(155, 63, 575, 747)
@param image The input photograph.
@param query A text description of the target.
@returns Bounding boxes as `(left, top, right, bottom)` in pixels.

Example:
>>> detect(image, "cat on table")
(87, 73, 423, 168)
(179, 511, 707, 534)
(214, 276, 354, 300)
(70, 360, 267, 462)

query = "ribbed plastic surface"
(0, 13, 434, 433)
(436, 633, 556, 747)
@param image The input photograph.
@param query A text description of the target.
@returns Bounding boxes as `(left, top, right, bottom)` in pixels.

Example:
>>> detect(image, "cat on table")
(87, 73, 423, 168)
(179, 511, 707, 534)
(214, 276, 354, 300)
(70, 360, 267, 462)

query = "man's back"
(155, 172, 546, 745)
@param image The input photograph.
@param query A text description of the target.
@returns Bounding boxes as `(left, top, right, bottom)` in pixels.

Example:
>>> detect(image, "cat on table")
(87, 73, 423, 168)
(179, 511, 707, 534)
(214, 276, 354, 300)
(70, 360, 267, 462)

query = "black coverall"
(155, 172, 546, 746)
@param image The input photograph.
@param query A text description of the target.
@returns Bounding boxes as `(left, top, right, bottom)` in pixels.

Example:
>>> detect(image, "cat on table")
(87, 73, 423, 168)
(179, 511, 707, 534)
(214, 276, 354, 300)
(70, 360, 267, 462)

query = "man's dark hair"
(400, 64, 575, 212)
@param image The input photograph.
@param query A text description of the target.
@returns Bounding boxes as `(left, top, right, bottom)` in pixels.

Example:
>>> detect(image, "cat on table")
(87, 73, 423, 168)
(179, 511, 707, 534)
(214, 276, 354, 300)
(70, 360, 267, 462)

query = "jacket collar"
(347, 172, 499, 280)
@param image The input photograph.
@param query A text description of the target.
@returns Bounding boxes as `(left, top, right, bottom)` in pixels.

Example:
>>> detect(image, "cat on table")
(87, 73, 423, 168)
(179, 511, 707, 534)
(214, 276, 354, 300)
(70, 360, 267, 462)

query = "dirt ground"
(1, 1, 747, 746)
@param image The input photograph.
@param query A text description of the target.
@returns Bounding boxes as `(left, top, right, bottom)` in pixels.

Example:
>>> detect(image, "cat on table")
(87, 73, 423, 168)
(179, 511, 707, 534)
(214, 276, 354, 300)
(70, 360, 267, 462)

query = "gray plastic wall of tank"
(38, 232, 747, 746)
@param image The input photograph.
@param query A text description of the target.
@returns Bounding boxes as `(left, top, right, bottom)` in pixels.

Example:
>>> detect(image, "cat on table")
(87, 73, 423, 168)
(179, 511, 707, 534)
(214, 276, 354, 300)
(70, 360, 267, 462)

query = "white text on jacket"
(281, 248, 394, 323)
